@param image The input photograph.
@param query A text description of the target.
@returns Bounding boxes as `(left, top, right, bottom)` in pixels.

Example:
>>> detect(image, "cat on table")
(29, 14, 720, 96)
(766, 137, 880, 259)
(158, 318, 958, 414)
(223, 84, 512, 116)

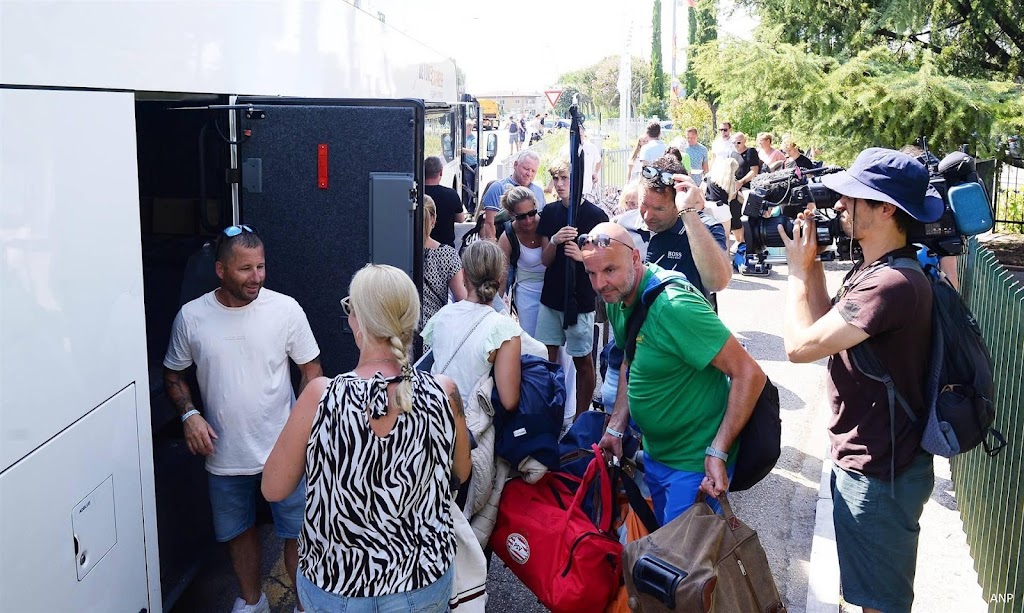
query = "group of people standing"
(626, 120, 822, 256)
(165, 119, 946, 613)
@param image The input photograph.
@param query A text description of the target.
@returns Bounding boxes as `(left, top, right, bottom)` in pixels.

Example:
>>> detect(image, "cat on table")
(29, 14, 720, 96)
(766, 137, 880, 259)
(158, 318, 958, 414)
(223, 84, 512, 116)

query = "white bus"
(0, 2, 495, 611)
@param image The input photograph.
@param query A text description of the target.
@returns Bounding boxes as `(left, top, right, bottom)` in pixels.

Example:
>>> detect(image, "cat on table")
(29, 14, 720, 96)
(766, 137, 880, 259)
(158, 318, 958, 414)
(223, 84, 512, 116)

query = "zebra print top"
(298, 370, 456, 597)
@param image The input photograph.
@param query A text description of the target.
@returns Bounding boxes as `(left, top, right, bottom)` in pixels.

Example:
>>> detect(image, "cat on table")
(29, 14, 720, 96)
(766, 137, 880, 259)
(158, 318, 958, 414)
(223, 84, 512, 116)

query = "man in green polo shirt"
(581, 210, 765, 524)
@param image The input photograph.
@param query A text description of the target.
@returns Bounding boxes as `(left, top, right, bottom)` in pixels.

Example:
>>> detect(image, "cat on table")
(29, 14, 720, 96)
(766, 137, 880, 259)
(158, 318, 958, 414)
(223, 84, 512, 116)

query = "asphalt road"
(172, 259, 854, 613)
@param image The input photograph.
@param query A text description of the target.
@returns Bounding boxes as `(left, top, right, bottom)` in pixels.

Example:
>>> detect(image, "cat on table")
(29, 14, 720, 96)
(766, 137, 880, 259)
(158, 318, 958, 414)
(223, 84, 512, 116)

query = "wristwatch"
(705, 445, 728, 462)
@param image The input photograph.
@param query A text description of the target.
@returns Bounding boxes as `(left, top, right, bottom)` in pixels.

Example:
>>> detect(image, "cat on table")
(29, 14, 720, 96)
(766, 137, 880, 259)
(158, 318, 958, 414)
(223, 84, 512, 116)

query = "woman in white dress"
(497, 186, 548, 338)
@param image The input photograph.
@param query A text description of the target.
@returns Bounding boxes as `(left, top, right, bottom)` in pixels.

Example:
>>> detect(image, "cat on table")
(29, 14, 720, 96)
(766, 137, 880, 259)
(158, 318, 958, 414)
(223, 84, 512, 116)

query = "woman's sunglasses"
(576, 233, 633, 250)
(340, 296, 352, 316)
(514, 209, 539, 221)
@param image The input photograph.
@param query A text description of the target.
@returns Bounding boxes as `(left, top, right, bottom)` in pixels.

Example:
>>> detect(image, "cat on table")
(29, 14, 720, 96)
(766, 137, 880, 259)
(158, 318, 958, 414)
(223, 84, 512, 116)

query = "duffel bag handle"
(569, 444, 614, 533)
(694, 491, 738, 527)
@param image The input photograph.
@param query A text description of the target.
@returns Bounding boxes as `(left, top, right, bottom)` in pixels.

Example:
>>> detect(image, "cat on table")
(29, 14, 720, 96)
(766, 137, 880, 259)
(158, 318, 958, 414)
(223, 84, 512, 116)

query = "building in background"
(478, 92, 547, 119)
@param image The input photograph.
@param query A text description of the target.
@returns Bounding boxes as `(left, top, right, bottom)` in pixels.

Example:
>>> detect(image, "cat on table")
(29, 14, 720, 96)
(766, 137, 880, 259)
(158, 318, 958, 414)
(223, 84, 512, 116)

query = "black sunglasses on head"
(514, 209, 539, 221)
(641, 165, 675, 189)
(576, 233, 633, 250)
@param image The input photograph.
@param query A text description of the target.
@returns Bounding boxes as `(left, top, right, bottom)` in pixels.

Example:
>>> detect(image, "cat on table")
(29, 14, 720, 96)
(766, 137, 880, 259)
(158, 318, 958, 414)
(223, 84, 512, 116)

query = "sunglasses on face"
(222, 224, 256, 237)
(641, 165, 675, 189)
(576, 233, 633, 250)
(719, 128, 730, 133)
(514, 209, 539, 221)
(340, 296, 352, 317)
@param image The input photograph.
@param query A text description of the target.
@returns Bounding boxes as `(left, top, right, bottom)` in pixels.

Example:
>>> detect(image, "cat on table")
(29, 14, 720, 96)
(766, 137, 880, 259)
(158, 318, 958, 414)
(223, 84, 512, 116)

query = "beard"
(604, 264, 638, 304)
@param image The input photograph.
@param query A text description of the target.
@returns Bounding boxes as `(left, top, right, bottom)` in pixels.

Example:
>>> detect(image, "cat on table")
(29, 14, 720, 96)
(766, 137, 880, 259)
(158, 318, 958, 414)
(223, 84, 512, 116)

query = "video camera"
(741, 144, 994, 260)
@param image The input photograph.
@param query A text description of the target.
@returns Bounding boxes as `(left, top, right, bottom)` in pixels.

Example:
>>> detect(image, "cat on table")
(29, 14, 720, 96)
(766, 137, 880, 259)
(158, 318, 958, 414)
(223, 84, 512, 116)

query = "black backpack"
(624, 270, 781, 492)
(846, 256, 1006, 462)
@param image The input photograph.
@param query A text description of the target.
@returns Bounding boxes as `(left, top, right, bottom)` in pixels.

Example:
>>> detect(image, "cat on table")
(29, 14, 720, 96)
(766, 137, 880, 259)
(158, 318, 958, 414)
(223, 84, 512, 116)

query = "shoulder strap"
(505, 223, 520, 268)
(437, 309, 494, 374)
(624, 273, 688, 365)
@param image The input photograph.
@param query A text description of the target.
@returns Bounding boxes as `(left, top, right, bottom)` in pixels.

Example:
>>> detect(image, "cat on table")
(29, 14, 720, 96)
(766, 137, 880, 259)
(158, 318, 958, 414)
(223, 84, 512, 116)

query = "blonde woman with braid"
(263, 264, 471, 612)
(423, 240, 522, 412)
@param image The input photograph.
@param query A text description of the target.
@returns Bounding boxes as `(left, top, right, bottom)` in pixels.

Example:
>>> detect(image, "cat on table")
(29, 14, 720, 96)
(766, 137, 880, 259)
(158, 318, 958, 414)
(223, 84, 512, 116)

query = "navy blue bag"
(492, 354, 566, 469)
(558, 410, 641, 478)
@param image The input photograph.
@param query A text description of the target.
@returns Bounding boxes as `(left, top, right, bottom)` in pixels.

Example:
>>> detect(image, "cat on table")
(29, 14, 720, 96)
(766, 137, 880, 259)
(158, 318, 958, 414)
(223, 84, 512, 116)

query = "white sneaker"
(230, 592, 270, 613)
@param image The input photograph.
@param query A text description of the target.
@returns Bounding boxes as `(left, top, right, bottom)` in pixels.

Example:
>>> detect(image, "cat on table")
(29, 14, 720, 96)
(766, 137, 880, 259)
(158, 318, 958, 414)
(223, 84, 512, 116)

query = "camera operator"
(778, 148, 945, 613)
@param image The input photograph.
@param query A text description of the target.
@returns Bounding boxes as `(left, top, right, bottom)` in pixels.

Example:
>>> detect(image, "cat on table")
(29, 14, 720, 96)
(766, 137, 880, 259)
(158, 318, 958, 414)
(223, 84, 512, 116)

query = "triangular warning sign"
(545, 89, 563, 108)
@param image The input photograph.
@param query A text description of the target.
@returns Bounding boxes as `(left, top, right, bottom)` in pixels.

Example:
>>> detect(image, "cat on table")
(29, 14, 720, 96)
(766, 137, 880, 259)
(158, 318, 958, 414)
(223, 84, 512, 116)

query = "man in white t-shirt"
(711, 121, 737, 162)
(638, 122, 667, 165)
(164, 226, 321, 613)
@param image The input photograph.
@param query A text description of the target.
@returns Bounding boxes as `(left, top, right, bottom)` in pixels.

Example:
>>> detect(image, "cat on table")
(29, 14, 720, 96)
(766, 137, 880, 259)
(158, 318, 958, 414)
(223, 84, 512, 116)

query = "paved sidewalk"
(807, 453, 987, 612)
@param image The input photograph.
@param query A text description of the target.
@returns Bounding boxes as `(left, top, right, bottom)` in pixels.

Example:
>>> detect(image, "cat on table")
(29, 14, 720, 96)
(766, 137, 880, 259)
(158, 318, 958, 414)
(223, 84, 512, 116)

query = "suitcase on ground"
(623, 493, 786, 612)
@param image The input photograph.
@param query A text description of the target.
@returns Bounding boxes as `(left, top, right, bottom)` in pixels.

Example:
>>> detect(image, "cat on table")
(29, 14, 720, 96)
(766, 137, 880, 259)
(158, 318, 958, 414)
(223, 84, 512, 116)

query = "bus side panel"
(0, 88, 159, 608)
(0, 385, 150, 612)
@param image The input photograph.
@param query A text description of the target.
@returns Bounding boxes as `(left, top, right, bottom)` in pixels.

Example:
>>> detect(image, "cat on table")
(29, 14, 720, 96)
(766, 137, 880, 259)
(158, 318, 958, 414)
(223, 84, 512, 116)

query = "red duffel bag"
(490, 444, 623, 613)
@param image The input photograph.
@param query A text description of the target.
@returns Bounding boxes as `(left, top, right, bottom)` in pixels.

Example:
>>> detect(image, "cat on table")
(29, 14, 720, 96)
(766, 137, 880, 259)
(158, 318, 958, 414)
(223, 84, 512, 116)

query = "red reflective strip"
(317, 143, 328, 189)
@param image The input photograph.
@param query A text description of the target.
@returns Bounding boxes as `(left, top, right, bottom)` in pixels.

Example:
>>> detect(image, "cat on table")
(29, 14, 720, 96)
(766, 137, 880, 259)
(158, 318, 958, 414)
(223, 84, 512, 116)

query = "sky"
(368, 0, 757, 93)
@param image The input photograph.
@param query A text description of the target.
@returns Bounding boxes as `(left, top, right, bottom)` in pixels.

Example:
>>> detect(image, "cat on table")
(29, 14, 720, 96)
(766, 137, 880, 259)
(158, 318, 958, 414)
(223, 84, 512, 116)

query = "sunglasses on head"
(641, 165, 675, 189)
(576, 233, 633, 250)
(514, 209, 539, 221)
(222, 224, 256, 237)
(339, 296, 352, 317)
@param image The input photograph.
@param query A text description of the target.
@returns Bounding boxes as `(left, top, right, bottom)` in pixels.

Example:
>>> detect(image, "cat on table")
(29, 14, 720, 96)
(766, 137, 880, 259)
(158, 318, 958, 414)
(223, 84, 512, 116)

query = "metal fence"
(993, 160, 1024, 232)
(952, 238, 1024, 611)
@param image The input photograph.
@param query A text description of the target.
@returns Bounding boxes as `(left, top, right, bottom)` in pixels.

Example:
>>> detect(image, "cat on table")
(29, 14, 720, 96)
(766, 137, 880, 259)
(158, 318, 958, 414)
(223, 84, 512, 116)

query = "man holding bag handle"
(580, 174, 766, 524)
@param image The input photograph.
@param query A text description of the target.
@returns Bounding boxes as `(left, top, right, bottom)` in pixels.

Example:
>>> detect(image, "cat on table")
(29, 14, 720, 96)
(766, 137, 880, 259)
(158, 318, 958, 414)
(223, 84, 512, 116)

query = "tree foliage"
(693, 39, 1022, 164)
(557, 56, 651, 118)
(668, 98, 714, 144)
(688, 0, 720, 125)
(739, 0, 1024, 79)
(640, 0, 668, 118)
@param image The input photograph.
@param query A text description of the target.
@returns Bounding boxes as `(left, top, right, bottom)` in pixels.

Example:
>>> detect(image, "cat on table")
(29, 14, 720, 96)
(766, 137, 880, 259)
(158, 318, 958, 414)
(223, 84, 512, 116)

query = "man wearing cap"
(779, 148, 945, 613)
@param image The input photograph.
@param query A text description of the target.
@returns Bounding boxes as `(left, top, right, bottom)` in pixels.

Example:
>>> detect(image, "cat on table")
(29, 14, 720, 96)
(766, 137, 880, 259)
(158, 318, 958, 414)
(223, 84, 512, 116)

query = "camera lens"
(743, 214, 844, 254)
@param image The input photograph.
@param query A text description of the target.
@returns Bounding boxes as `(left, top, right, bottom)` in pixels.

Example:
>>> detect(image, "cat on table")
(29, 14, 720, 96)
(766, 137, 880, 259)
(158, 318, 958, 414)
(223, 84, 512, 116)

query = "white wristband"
(605, 427, 625, 439)
(181, 409, 201, 423)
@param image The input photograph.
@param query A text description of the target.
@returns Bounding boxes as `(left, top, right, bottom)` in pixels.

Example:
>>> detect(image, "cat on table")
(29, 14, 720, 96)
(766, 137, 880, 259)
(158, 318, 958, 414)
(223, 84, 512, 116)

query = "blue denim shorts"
(831, 452, 934, 613)
(644, 453, 735, 525)
(207, 473, 305, 542)
(296, 563, 453, 613)
(534, 305, 595, 357)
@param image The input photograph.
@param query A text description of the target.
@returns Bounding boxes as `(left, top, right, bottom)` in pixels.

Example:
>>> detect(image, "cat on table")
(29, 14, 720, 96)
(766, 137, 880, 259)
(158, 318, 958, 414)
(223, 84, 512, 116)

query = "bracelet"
(705, 445, 728, 462)
(181, 409, 201, 423)
(605, 426, 625, 439)
(678, 207, 701, 215)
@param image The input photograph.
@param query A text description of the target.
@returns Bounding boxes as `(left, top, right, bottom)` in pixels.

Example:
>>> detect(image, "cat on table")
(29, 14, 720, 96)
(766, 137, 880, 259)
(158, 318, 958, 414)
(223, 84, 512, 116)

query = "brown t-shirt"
(828, 247, 932, 479)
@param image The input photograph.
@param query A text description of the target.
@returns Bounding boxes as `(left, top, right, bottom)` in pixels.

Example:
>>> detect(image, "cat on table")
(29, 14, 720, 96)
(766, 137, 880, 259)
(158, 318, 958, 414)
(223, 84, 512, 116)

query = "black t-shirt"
(425, 184, 464, 247)
(537, 199, 609, 313)
(736, 148, 761, 181)
(705, 182, 731, 204)
(786, 155, 814, 170)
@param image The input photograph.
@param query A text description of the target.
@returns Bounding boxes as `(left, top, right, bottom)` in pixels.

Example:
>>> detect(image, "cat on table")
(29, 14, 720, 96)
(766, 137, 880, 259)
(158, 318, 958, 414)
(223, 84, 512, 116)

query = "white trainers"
(230, 592, 270, 613)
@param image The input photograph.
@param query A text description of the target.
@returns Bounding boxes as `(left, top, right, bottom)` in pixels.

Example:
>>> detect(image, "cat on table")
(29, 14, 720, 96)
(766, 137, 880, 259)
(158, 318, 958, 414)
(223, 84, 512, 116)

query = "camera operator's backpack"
(624, 269, 782, 492)
(846, 256, 1006, 461)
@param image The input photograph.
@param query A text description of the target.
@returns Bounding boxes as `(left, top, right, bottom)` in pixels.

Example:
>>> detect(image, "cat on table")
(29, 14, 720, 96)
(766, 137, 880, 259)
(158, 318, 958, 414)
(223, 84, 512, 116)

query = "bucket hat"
(820, 147, 945, 222)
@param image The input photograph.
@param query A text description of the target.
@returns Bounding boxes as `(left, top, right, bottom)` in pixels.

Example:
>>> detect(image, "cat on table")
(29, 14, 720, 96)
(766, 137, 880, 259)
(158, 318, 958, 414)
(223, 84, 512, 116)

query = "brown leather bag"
(622, 493, 787, 613)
